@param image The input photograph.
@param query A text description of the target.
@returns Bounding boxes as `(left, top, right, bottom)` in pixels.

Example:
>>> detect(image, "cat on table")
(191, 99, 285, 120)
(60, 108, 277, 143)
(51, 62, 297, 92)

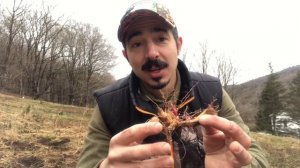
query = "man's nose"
(145, 41, 159, 60)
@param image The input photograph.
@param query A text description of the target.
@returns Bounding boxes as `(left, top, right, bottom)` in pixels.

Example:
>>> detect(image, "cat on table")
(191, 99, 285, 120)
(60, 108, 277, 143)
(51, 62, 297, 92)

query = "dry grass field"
(0, 93, 93, 168)
(252, 132, 300, 168)
(0, 93, 299, 168)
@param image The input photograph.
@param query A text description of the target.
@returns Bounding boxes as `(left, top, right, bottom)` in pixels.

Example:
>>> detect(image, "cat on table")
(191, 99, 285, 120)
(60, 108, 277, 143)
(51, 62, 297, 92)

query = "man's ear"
(177, 37, 183, 55)
(122, 50, 128, 60)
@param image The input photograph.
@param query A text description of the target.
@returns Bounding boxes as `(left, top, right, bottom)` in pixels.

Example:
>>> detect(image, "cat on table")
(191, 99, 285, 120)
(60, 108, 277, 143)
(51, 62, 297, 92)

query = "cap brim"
(118, 10, 174, 42)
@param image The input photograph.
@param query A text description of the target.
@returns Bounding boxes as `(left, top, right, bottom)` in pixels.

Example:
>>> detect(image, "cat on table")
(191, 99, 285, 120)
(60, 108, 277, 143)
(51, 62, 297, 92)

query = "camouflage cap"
(117, 0, 177, 43)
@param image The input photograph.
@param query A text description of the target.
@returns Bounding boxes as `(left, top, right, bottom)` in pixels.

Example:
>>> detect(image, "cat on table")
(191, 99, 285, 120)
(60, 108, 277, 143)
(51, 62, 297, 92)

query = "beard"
(141, 58, 170, 90)
(150, 77, 170, 90)
(142, 59, 170, 90)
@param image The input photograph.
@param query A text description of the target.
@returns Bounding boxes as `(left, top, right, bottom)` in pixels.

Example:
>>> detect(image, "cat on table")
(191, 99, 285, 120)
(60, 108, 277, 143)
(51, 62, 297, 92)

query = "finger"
(112, 122, 163, 146)
(115, 156, 173, 168)
(141, 155, 174, 168)
(229, 141, 252, 166)
(201, 124, 220, 136)
(109, 142, 171, 161)
(199, 115, 251, 148)
(202, 130, 226, 154)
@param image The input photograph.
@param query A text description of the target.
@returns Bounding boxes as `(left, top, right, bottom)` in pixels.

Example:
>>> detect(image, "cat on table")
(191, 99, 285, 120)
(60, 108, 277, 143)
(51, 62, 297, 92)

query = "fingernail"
(153, 122, 162, 130)
(198, 115, 209, 123)
(234, 146, 243, 154)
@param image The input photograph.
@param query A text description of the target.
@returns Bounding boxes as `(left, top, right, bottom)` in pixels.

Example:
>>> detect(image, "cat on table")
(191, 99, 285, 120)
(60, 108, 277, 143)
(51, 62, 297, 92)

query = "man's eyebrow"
(126, 27, 169, 42)
(127, 31, 142, 43)
(152, 27, 168, 33)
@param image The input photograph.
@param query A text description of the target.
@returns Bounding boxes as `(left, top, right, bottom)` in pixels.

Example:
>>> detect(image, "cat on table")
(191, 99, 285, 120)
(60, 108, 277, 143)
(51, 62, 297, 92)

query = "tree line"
(0, 0, 116, 106)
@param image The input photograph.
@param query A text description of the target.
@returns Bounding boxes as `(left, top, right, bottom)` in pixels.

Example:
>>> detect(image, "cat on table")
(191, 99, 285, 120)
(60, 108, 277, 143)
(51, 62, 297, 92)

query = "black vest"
(93, 60, 222, 168)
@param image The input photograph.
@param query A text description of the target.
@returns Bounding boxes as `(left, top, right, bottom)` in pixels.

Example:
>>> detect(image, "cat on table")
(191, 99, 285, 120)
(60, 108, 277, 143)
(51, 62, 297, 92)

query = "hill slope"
(232, 65, 300, 126)
(0, 93, 299, 167)
(0, 93, 93, 167)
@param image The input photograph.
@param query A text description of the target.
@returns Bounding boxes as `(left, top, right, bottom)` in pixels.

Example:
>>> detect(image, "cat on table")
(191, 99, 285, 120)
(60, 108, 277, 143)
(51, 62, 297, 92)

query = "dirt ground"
(0, 93, 93, 168)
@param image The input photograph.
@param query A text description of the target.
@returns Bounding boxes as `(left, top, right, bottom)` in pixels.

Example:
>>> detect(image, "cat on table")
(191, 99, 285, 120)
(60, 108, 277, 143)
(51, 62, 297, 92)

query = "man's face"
(122, 16, 182, 90)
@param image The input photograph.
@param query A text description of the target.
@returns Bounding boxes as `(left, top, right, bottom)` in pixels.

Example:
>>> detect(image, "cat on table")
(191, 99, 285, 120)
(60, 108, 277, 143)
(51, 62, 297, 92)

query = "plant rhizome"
(135, 95, 217, 167)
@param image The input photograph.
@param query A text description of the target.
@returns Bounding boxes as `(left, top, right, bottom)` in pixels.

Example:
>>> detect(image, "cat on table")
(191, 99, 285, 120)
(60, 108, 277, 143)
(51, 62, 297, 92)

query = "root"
(156, 103, 217, 133)
(138, 96, 217, 168)
(178, 104, 217, 127)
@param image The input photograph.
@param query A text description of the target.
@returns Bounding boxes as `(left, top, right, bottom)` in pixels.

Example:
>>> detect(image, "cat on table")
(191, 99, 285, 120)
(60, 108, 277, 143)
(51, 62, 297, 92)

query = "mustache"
(141, 59, 168, 71)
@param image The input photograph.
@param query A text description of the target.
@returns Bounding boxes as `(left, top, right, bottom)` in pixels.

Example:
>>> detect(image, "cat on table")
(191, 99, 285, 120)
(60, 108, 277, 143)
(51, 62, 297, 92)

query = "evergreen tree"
(285, 70, 300, 124)
(256, 63, 285, 133)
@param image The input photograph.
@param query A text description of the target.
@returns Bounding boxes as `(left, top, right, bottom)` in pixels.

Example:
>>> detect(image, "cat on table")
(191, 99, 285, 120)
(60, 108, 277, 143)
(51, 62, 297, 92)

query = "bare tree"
(20, 7, 63, 99)
(182, 42, 215, 75)
(197, 41, 215, 74)
(60, 22, 115, 105)
(0, 0, 27, 88)
(59, 22, 83, 104)
(82, 26, 115, 105)
(2, 0, 26, 68)
(180, 41, 239, 102)
(44, 26, 66, 102)
(215, 54, 238, 93)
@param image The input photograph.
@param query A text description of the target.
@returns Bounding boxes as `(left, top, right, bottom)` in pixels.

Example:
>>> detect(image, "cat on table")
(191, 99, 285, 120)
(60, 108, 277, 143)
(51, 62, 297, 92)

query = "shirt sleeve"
(219, 89, 270, 168)
(76, 105, 111, 168)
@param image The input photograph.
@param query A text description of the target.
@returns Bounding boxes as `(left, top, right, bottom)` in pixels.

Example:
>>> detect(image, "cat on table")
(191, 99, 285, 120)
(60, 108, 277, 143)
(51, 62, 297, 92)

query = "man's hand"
(100, 122, 173, 168)
(198, 114, 252, 168)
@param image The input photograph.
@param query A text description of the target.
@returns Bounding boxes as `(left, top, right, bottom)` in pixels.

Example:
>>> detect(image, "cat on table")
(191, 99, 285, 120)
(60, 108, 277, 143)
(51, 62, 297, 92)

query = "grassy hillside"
(0, 93, 93, 167)
(0, 93, 299, 167)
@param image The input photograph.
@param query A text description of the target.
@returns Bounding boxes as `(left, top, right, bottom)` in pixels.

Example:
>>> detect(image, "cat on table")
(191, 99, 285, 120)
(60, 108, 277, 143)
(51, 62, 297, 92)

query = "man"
(77, 1, 269, 168)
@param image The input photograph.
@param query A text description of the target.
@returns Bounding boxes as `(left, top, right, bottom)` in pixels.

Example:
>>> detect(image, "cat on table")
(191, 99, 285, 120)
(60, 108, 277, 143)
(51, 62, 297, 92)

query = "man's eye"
(131, 42, 141, 48)
(158, 37, 167, 42)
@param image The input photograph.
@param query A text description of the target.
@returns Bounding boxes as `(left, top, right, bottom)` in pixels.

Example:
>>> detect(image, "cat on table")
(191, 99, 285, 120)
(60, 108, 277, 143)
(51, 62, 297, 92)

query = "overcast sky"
(1, 0, 299, 83)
